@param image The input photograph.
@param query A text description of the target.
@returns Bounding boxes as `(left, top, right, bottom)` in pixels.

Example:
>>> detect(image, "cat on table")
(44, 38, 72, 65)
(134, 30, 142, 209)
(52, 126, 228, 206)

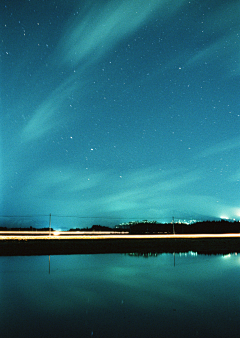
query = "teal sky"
(1, 0, 240, 228)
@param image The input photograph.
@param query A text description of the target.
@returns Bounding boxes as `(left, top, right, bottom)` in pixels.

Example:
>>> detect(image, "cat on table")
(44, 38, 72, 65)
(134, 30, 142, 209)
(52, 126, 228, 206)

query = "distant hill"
(129, 220, 240, 234)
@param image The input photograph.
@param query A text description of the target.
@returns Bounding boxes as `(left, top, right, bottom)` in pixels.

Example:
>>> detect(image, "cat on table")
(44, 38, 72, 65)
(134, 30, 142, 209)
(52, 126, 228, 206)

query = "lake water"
(0, 253, 239, 338)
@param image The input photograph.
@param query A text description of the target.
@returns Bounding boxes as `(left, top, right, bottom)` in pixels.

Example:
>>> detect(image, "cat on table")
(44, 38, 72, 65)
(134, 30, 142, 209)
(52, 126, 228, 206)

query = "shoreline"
(0, 237, 240, 256)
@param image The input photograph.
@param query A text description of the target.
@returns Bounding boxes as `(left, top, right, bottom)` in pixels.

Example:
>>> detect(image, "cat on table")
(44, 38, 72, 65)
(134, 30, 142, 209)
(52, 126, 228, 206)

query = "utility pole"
(172, 216, 175, 234)
(49, 213, 51, 236)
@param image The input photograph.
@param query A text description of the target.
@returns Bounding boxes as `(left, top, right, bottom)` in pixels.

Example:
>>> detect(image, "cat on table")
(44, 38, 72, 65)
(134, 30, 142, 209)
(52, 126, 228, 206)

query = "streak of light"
(0, 231, 129, 236)
(0, 232, 240, 240)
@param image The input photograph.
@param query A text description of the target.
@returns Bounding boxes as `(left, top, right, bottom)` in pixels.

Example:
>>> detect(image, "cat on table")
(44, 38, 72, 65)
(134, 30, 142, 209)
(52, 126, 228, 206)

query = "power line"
(0, 214, 193, 220)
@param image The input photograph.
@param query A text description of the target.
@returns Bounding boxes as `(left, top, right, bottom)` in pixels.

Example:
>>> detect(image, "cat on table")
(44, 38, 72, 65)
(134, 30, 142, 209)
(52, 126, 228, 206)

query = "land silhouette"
(1, 219, 240, 234)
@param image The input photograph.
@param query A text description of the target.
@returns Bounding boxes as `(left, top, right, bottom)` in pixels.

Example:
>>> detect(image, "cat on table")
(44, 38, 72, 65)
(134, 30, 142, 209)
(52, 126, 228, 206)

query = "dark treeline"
(129, 220, 240, 234)
(1, 220, 240, 234)
(69, 225, 114, 231)
(0, 226, 54, 231)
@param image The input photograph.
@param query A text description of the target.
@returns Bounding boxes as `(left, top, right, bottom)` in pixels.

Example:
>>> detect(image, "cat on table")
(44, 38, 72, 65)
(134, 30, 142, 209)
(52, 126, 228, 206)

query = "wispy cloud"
(184, 1, 240, 76)
(18, 164, 200, 216)
(171, 194, 240, 220)
(196, 137, 240, 158)
(7, 161, 240, 223)
(229, 169, 240, 182)
(185, 31, 240, 76)
(20, 0, 189, 144)
(25, 166, 109, 197)
(58, 0, 188, 68)
(21, 79, 75, 142)
(84, 167, 202, 215)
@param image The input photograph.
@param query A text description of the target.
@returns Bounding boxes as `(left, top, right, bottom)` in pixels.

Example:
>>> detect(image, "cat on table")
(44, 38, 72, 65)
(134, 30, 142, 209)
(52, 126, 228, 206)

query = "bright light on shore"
(220, 216, 229, 220)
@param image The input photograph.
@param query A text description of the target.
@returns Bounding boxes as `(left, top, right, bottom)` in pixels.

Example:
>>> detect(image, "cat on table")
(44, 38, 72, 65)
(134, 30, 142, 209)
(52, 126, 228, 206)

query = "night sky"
(1, 0, 240, 229)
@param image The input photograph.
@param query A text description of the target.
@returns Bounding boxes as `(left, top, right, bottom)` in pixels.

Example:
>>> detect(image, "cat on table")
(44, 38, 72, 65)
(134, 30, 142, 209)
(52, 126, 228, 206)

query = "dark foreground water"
(0, 253, 239, 338)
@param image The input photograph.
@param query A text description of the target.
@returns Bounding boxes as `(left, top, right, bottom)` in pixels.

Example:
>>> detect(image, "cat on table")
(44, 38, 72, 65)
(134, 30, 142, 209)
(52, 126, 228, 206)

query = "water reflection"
(0, 253, 239, 338)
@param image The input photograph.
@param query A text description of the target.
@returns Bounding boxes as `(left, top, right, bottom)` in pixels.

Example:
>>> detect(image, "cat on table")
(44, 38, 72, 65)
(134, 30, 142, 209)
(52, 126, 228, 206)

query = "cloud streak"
(4, 159, 240, 226)
(186, 33, 239, 73)
(20, 0, 189, 143)
(58, 0, 188, 68)
(196, 137, 240, 158)
(21, 78, 75, 143)
(21, 165, 201, 216)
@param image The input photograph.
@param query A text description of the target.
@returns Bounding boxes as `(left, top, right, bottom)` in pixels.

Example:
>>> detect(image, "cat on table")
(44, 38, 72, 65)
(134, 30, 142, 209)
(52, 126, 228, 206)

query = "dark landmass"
(0, 226, 54, 232)
(69, 225, 114, 231)
(0, 237, 240, 256)
(128, 220, 240, 234)
(1, 219, 240, 234)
